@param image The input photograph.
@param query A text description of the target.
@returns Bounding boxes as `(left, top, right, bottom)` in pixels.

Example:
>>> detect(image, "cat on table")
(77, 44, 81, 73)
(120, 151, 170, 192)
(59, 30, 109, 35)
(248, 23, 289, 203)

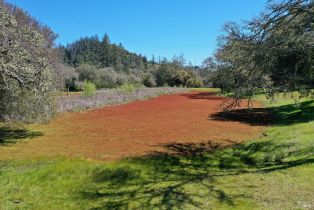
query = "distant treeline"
(61, 34, 149, 70)
(56, 35, 204, 91)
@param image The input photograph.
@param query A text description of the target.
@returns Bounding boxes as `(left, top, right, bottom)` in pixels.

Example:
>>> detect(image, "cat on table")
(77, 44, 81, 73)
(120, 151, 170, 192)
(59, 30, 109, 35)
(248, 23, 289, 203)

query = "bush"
(142, 73, 156, 87)
(76, 64, 99, 85)
(185, 77, 204, 88)
(116, 73, 129, 86)
(119, 83, 135, 93)
(63, 67, 79, 91)
(82, 81, 96, 97)
(98, 68, 118, 88)
(155, 65, 173, 86)
(168, 70, 189, 87)
(127, 73, 142, 85)
(119, 83, 139, 93)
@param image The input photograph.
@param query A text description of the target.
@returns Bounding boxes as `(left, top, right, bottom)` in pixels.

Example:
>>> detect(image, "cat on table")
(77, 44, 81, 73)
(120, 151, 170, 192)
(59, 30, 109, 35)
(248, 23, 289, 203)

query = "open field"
(0, 89, 313, 209)
(0, 90, 263, 161)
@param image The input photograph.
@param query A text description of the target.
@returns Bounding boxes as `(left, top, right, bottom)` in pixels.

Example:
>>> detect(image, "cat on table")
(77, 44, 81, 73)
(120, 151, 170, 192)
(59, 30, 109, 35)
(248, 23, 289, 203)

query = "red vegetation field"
(0, 91, 265, 160)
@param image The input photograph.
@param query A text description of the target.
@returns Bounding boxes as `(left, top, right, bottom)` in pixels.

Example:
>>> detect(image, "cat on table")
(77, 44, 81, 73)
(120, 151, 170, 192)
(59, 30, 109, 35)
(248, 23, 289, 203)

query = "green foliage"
(212, 0, 314, 99)
(0, 1, 56, 122)
(74, 64, 156, 89)
(155, 64, 173, 86)
(168, 69, 188, 87)
(53, 63, 78, 91)
(59, 35, 210, 89)
(76, 64, 99, 85)
(98, 68, 118, 88)
(82, 81, 96, 97)
(155, 61, 203, 87)
(185, 77, 204, 88)
(189, 87, 221, 93)
(119, 83, 140, 93)
(142, 73, 156, 87)
(61, 34, 149, 71)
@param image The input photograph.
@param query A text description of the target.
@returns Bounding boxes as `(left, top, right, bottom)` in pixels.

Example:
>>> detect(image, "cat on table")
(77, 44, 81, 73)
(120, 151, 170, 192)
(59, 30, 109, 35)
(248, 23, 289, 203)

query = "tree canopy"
(0, 0, 56, 122)
(61, 34, 148, 71)
(212, 0, 314, 105)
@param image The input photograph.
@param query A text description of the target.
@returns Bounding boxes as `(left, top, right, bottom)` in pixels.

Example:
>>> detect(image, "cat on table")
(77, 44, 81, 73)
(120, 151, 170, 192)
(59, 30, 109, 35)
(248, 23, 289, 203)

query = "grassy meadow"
(0, 89, 313, 210)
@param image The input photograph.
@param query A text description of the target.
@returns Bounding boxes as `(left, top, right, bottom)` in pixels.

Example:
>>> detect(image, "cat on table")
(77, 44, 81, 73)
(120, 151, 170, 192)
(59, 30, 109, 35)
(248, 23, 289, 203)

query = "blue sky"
(7, 0, 266, 65)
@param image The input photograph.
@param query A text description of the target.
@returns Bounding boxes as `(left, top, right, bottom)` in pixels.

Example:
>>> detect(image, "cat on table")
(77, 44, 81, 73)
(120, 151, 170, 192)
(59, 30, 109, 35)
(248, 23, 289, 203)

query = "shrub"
(168, 70, 188, 87)
(76, 64, 99, 85)
(185, 77, 204, 88)
(82, 81, 96, 97)
(142, 73, 156, 87)
(119, 83, 135, 93)
(64, 68, 79, 91)
(119, 83, 137, 93)
(75, 81, 84, 91)
(98, 68, 118, 88)
(127, 73, 142, 85)
(116, 73, 129, 86)
(155, 65, 173, 86)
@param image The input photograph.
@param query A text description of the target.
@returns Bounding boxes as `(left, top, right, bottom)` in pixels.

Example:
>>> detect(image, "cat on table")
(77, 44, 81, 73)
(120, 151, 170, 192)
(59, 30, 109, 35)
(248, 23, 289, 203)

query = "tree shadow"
(81, 98, 314, 209)
(81, 141, 236, 209)
(82, 138, 314, 209)
(210, 100, 314, 126)
(0, 126, 43, 146)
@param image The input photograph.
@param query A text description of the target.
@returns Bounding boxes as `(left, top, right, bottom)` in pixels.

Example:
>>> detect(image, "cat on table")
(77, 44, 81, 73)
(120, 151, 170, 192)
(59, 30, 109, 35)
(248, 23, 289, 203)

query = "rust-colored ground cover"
(0, 92, 265, 161)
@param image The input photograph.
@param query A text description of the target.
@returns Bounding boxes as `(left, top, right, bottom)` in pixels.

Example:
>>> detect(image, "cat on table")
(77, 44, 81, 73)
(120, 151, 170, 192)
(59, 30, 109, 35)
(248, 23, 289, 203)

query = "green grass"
(0, 94, 313, 209)
(189, 87, 221, 93)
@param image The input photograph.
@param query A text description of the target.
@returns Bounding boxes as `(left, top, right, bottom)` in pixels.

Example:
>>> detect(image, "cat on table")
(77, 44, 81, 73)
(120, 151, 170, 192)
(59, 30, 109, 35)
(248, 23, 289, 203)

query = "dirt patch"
(0, 92, 266, 161)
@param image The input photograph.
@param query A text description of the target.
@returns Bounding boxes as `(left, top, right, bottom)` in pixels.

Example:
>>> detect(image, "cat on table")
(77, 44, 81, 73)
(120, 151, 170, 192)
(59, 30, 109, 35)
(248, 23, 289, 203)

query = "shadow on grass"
(82, 99, 314, 209)
(82, 139, 314, 209)
(210, 100, 314, 126)
(0, 127, 43, 146)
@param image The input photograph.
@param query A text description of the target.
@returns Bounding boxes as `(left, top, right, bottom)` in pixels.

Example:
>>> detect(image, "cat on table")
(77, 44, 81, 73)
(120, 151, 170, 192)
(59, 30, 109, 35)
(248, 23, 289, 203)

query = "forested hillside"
(61, 34, 149, 70)
(57, 35, 204, 90)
